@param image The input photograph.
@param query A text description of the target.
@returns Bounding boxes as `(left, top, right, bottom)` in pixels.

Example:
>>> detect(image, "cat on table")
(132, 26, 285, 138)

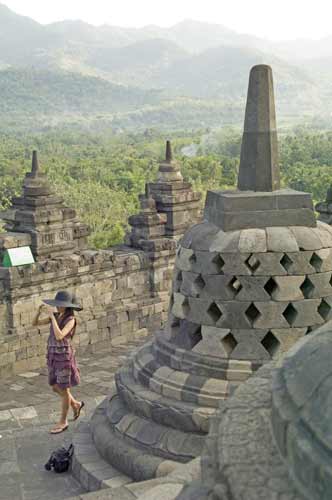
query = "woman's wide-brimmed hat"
(43, 290, 83, 311)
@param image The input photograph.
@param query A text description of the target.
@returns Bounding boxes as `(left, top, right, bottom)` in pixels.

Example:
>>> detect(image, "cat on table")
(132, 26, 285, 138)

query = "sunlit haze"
(2, 0, 332, 41)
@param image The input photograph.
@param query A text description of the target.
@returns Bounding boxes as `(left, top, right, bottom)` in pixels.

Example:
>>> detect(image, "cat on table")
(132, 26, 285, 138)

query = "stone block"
(209, 230, 240, 253)
(266, 227, 299, 252)
(270, 328, 306, 353)
(238, 228, 267, 253)
(308, 273, 332, 298)
(314, 248, 332, 272)
(235, 276, 271, 301)
(193, 326, 231, 357)
(212, 208, 316, 231)
(206, 189, 313, 213)
(272, 276, 305, 301)
(315, 222, 332, 248)
(187, 297, 223, 327)
(172, 293, 189, 320)
(0, 231, 32, 249)
(287, 299, 324, 327)
(204, 189, 316, 231)
(229, 329, 272, 360)
(200, 275, 235, 300)
(253, 302, 291, 329)
(181, 223, 220, 251)
(289, 226, 323, 251)
(281, 251, 316, 275)
(215, 302, 254, 329)
(221, 253, 251, 275)
(180, 272, 201, 298)
(176, 247, 194, 272)
(189, 251, 225, 275)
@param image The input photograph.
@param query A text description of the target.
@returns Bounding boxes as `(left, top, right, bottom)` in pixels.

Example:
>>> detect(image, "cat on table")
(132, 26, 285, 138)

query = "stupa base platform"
(71, 333, 243, 488)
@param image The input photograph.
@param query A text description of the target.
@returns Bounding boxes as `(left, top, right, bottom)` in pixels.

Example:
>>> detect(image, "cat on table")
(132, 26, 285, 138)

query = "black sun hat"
(43, 290, 83, 311)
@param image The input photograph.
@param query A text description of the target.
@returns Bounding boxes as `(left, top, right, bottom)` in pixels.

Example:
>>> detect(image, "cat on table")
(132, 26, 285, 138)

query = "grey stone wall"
(0, 244, 175, 378)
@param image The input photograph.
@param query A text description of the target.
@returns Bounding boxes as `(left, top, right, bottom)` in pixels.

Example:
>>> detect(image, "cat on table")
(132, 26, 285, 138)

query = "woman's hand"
(39, 304, 55, 318)
(33, 304, 52, 327)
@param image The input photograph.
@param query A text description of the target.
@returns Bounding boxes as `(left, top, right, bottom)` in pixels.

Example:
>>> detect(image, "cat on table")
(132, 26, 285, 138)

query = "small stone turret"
(147, 140, 201, 239)
(1, 151, 90, 259)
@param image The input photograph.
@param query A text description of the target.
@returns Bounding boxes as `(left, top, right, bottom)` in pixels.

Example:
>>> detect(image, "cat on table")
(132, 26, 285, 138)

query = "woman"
(33, 290, 85, 434)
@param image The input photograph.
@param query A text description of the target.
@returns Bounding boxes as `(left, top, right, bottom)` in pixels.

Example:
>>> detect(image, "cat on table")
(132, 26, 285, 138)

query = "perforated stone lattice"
(169, 223, 332, 361)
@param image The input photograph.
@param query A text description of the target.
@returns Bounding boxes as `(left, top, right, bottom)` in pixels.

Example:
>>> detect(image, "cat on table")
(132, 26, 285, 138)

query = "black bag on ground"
(44, 443, 74, 473)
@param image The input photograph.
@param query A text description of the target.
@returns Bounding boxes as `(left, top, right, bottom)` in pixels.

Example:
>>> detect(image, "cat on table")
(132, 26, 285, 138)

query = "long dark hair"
(58, 307, 77, 338)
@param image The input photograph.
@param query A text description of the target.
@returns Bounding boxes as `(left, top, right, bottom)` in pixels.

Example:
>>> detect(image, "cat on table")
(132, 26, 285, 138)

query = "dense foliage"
(1, 127, 332, 248)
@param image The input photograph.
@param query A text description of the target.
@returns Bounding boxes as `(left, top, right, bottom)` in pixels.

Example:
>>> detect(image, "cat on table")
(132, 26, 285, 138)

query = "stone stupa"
(1, 151, 90, 259)
(72, 65, 332, 493)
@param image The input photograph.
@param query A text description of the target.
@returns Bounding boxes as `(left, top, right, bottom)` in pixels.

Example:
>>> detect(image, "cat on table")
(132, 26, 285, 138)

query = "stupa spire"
(165, 140, 172, 162)
(238, 64, 280, 192)
(156, 140, 183, 183)
(31, 150, 40, 177)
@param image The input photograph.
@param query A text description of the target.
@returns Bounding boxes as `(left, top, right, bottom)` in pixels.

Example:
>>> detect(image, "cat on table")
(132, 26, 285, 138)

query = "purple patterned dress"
(47, 312, 81, 389)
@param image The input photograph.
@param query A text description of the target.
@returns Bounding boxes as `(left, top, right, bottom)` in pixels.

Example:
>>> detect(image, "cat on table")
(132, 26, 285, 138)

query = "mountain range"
(0, 3, 331, 131)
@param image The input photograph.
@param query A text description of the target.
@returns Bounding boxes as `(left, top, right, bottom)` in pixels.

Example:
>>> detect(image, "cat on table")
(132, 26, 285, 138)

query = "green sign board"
(3, 246, 35, 267)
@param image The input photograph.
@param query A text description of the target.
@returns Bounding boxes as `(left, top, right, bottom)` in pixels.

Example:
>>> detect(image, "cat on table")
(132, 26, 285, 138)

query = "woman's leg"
(49, 386, 70, 432)
(52, 384, 80, 413)
(68, 389, 81, 413)
(51, 384, 62, 396)
(59, 387, 71, 425)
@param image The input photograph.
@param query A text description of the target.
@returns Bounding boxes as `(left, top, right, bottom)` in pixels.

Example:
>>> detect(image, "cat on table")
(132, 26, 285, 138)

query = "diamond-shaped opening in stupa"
(261, 331, 280, 358)
(300, 277, 315, 299)
(264, 277, 278, 297)
(310, 252, 323, 272)
(245, 303, 260, 325)
(194, 274, 206, 292)
(245, 254, 260, 273)
(182, 297, 190, 317)
(212, 254, 225, 274)
(207, 302, 223, 323)
(280, 254, 293, 272)
(189, 253, 197, 265)
(221, 332, 238, 356)
(189, 325, 203, 347)
(175, 271, 183, 292)
(306, 326, 314, 335)
(283, 303, 298, 326)
(318, 298, 331, 320)
(228, 277, 243, 296)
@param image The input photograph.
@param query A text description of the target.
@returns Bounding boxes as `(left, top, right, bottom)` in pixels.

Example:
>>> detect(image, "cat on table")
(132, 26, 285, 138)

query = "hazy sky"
(3, 0, 332, 41)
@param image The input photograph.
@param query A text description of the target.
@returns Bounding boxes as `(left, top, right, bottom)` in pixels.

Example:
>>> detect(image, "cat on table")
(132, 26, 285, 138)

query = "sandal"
(73, 401, 85, 421)
(49, 424, 68, 434)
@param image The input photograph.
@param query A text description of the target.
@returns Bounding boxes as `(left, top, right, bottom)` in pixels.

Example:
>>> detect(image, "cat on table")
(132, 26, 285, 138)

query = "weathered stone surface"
(266, 227, 299, 252)
(272, 322, 332, 500)
(195, 363, 303, 500)
(238, 65, 279, 192)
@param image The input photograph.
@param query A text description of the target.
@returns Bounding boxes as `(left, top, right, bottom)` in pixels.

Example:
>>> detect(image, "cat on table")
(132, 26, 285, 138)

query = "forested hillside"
(1, 128, 331, 248)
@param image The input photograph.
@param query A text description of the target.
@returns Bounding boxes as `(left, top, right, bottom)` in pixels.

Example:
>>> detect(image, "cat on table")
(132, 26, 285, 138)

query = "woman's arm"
(50, 314, 75, 342)
(32, 305, 51, 327)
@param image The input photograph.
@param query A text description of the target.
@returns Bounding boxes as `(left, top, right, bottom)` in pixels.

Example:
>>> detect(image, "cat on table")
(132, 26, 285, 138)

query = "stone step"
(105, 385, 205, 460)
(132, 345, 230, 408)
(154, 334, 257, 382)
(91, 388, 205, 481)
(71, 420, 132, 492)
(91, 396, 179, 482)
(116, 364, 215, 433)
